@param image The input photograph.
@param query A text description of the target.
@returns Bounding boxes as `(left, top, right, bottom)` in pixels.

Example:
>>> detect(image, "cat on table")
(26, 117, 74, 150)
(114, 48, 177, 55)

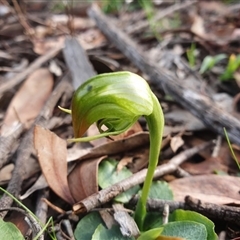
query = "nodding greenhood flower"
(60, 71, 164, 230)
(60, 71, 154, 142)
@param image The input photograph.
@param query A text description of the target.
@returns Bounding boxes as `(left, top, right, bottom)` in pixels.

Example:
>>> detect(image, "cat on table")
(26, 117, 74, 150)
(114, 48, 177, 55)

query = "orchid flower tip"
(58, 106, 72, 114)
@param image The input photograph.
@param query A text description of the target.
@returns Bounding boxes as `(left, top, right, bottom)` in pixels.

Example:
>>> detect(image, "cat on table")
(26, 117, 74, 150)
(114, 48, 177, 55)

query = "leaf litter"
(0, 1, 240, 239)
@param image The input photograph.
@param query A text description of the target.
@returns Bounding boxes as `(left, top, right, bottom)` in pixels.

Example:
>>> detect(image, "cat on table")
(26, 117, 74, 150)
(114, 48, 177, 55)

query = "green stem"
(68, 129, 125, 142)
(134, 93, 164, 230)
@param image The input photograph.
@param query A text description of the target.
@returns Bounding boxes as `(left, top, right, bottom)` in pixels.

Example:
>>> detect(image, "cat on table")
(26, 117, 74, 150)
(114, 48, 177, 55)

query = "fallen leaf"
(128, 147, 149, 173)
(117, 156, 133, 172)
(109, 121, 143, 141)
(0, 163, 14, 185)
(1, 68, 53, 134)
(169, 175, 240, 204)
(190, 14, 206, 39)
(87, 124, 108, 147)
(99, 210, 115, 229)
(48, 15, 95, 30)
(34, 125, 74, 204)
(67, 132, 150, 162)
(33, 37, 65, 55)
(181, 157, 228, 175)
(5, 212, 29, 237)
(68, 156, 104, 202)
(170, 136, 184, 153)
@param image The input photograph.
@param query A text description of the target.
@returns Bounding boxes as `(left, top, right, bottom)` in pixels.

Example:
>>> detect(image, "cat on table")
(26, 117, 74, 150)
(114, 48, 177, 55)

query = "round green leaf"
(161, 221, 207, 240)
(0, 219, 24, 240)
(143, 212, 163, 231)
(137, 227, 163, 240)
(170, 210, 217, 240)
(74, 212, 104, 240)
(148, 181, 173, 200)
(92, 224, 134, 240)
(98, 159, 140, 203)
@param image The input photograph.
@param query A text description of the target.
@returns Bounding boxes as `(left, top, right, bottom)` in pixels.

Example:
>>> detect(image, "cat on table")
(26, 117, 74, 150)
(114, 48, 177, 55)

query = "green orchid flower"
(60, 71, 164, 230)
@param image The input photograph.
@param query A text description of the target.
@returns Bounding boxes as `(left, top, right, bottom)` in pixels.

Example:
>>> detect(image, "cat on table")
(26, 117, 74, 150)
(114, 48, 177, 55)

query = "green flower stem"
(59, 71, 164, 230)
(67, 129, 126, 142)
(134, 93, 164, 230)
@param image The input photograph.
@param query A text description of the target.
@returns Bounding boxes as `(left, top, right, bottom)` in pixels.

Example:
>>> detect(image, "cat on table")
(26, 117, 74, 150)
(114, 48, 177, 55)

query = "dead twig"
(130, 195, 240, 227)
(0, 123, 24, 169)
(35, 189, 49, 225)
(185, 195, 240, 227)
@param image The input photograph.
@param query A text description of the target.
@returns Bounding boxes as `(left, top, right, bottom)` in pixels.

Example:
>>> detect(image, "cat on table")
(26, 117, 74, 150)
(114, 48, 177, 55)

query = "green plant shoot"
(199, 54, 227, 74)
(224, 127, 240, 170)
(186, 43, 196, 68)
(221, 54, 240, 81)
(60, 71, 164, 230)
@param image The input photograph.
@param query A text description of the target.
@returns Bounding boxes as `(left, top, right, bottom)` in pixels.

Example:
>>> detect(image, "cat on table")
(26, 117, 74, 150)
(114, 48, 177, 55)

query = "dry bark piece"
(63, 36, 96, 89)
(113, 203, 139, 237)
(169, 175, 240, 204)
(68, 157, 104, 202)
(0, 123, 24, 169)
(34, 125, 74, 204)
(1, 68, 54, 134)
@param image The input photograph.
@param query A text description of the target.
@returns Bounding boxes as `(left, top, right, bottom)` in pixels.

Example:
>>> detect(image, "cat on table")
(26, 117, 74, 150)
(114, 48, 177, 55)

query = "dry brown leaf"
(88, 121, 143, 147)
(109, 121, 143, 141)
(87, 124, 108, 147)
(68, 157, 104, 202)
(170, 136, 184, 153)
(128, 147, 149, 173)
(34, 125, 74, 204)
(181, 157, 228, 175)
(1, 68, 53, 134)
(77, 29, 107, 50)
(33, 37, 65, 55)
(0, 163, 14, 185)
(5, 212, 30, 237)
(67, 132, 150, 162)
(117, 156, 133, 172)
(190, 14, 206, 39)
(99, 210, 115, 229)
(169, 175, 240, 204)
